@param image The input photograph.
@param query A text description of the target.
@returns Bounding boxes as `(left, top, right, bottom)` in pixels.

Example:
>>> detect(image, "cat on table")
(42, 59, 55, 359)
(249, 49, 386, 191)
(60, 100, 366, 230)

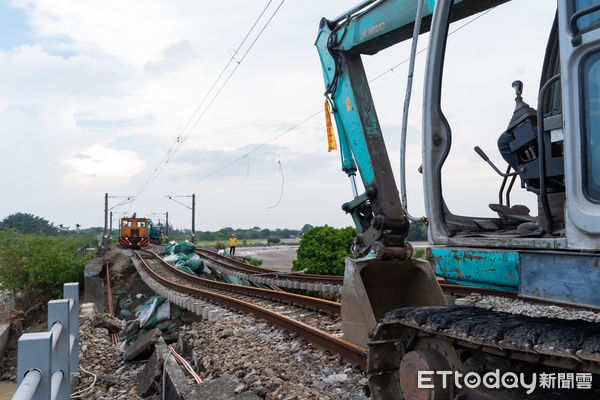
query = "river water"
(235, 245, 298, 272)
(0, 381, 15, 399)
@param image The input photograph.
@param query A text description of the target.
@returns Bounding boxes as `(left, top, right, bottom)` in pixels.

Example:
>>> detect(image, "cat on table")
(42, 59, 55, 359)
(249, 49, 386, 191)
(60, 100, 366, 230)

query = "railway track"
(143, 249, 340, 315)
(195, 249, 343, 294)
(132, 250, 367, 367)
(194, 248, 595, 311)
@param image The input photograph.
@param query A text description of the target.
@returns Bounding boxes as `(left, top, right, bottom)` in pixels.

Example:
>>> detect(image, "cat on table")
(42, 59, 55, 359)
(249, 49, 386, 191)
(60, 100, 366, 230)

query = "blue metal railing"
(12, 283, 79, 400)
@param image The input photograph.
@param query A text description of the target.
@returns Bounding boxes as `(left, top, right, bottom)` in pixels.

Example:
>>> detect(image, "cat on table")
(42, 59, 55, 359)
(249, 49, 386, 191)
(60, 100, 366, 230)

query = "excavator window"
(570, 0, 600, 33)
(581, 50, 600, 202)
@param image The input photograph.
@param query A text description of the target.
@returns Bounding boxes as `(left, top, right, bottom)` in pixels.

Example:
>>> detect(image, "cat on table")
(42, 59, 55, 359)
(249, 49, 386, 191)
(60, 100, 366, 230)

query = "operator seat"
(484, 81, 565, 234)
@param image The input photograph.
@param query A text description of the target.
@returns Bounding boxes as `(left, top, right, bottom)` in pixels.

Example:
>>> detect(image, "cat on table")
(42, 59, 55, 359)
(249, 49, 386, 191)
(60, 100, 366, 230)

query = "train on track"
(119, 216, 164, 249)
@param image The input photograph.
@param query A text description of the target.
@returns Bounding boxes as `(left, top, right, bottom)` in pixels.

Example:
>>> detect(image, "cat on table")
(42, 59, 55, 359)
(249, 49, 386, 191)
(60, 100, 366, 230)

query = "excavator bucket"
(342, 256, 446, 347)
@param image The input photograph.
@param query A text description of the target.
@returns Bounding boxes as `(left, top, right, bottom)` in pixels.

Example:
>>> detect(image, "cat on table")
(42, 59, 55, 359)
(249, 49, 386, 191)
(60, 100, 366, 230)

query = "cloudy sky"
(0, 0, 556, 231)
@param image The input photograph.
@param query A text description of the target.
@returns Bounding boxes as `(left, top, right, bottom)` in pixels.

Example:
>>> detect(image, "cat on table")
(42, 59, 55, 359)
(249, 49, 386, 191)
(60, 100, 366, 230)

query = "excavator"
(316, 0, 600, 398)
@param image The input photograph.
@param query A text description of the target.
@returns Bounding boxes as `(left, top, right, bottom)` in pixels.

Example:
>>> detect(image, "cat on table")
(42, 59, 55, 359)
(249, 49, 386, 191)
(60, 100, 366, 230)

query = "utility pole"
(192, 194, 196, 244)
(103, 193, 108, 254)
(109, 211, 113, 242)
(165, 195, 196, 243)
(102, 194, 135, 254)
(166, 211, 169, 242)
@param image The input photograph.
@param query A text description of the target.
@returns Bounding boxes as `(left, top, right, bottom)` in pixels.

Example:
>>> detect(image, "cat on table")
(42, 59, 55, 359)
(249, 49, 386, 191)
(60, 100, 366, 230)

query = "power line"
(136, 0, 286, 196)
(177, 110, 321, 191)
(177, 8, 495, 191)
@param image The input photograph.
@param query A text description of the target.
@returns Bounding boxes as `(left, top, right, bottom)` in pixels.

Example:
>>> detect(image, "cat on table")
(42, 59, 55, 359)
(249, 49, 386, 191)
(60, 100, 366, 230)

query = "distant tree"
(267, 237, 280, 244)
(406, 221, 428, 242)
(0, 213, 58, 235)
(260, 228, 271, 238)
(75, 223, 81, 231)
(292, 225, 356, 275)
(301, 224, 314, 235)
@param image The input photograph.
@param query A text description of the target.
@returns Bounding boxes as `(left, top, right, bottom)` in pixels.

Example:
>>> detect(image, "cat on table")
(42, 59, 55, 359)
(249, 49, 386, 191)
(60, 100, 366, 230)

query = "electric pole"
(109, 211, 113, 242)
(165, 195, 196, 243)
(102, 194, 135, 254)
(192, 194, 196, 244)
(166, 211, 169, 242)
(103, 193, 108, 253)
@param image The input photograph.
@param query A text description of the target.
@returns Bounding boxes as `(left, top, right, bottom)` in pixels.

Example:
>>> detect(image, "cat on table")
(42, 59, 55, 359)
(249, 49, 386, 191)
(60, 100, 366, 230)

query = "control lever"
(474, 146, 517, 177)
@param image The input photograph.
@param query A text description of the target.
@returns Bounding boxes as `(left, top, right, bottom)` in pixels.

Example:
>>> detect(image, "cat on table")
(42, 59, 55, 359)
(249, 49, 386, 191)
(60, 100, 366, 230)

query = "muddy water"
(0, 381, 15, 399)
(236, 245, 298, 272)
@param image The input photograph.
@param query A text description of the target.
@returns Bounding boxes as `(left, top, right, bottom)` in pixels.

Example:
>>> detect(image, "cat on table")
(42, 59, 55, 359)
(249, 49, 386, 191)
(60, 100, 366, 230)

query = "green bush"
(215, 241, 226, 250)
(0, 231, 89, 308)
(245, 257, 263, 266)
(292, 225, 356, 276)
(267, 237, 280, 244)
(412, 248, 425, 259)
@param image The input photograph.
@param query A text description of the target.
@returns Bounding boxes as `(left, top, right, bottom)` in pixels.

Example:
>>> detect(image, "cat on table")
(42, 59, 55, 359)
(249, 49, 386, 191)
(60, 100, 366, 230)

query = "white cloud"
(62, 145, 145, 184)
(0, 0, 558, 230)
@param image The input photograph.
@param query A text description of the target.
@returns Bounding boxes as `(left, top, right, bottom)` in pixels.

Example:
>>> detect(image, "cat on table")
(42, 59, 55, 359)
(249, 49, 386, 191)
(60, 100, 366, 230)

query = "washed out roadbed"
(81, 245, 368, 399)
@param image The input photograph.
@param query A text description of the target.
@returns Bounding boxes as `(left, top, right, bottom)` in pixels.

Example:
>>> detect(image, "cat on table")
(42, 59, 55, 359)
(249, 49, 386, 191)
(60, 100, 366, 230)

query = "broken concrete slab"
(137, 339, 167, 397)
(176, 334, 193, 359)
(0, 322, 10, 359)
(124, 328, 161, 362)
(83, 258, 105, 312)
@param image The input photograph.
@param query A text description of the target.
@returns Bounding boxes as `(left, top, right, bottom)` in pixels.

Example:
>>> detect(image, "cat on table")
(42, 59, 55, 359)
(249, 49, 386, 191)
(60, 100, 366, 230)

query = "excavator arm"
(315, 0, 507, 258)
(314, 0, 509, 348)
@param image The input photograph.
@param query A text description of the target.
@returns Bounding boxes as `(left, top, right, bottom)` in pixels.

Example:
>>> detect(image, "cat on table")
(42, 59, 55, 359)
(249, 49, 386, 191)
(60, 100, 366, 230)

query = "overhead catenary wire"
(136, 0, 286, 197)
(267, 160, 285, 209)
(137, 0, 276, 196)
(176, 7, 495, 192)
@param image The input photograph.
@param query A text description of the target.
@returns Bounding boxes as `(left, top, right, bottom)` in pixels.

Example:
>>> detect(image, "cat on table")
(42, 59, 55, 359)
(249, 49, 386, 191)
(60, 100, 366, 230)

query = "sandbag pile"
(163, 240, 214, 279)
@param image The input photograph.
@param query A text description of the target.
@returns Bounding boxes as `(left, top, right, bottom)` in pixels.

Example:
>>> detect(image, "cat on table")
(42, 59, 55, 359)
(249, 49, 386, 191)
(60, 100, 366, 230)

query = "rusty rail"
(195, 249, 343, 285)
(140, 250, 340, 315)
(133, 252, 366, 368)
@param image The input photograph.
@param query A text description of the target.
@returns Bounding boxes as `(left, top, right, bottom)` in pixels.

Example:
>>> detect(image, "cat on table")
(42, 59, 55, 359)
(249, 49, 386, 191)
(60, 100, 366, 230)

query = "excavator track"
(367, 306, 600, 399)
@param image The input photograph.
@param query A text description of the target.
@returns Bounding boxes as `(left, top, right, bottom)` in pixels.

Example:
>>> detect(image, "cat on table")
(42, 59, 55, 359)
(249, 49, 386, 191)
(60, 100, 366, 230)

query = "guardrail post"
(48, 299, 70, 399)
(16, 332, 52, 400)
(63, 283, 79, 378)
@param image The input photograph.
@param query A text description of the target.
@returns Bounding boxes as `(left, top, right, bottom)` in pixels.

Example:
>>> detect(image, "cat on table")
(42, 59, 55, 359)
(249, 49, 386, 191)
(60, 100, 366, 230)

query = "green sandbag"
(185, 258, 204, 272)
(143, 312, 158, 329)
(176, 252, 191, 262)
(120, 309, 131, 319)
(223, 275, 249, 286)
(174, 241, 195, 255)
(118, 295, 132, 309)
(198, 273, 216, 281)
(177, 265, 196, 275)
(165, 242, 177, 255)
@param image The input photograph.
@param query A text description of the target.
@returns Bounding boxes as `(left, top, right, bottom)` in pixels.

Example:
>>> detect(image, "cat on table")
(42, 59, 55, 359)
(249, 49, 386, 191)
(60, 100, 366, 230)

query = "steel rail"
(195, 249, 343, 285)
(440, 282, 600, 312)
(140, 250, 341, 315)
(198, 248, 596, 311)
(134, 252, 367, 368)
